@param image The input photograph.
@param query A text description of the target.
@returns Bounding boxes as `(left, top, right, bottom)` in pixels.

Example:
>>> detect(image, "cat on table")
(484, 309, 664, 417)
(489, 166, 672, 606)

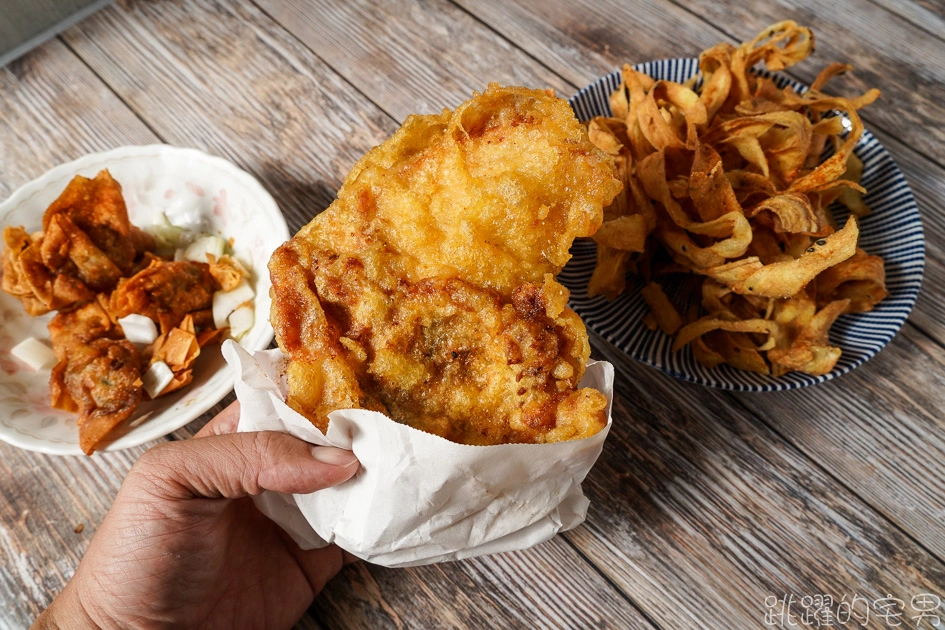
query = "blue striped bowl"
(563, 59, 925, 391)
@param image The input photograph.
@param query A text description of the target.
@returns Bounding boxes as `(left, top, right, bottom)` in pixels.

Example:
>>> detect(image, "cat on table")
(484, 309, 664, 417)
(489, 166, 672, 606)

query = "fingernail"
(311, 446, 358, 467)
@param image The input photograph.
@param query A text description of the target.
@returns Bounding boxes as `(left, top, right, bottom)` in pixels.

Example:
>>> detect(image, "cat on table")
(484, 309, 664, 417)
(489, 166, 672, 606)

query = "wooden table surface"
(2, 1, 944, 628)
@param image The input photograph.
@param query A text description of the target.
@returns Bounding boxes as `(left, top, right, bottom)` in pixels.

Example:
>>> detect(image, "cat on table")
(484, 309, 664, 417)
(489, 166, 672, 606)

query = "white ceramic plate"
(0, 145, 289, 455)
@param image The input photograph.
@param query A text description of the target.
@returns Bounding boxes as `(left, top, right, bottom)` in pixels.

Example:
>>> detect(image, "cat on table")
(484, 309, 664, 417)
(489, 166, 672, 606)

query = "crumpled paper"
(222, 340, 613, 568)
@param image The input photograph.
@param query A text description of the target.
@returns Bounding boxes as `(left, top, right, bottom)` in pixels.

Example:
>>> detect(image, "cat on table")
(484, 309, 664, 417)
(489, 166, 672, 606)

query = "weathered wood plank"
(54, 0, 659, 626)
(315, 539, 655, 629)
(859, 126, 945, 343)
(0, 39, 156, 198)
(62, 0, 401, 235)
(459, 0, 945, 168)
(291, 616, 326, 630)
(868, 0, 945, 41)
(251, 0, 574, 123)
(3, 1, 942, 629)
(0, 442, 155, 624)
(730, 323, 945, 557)
(110, 0, 934, 621)
(572, 332, 945, 629)
(85, 2, 941, 625)
(456, 0, 725, 87)
(669, 0, 945, 167)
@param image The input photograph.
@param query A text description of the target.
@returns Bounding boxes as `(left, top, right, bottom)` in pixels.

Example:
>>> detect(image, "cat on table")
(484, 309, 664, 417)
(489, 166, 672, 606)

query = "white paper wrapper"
(223, 340, 613, 568)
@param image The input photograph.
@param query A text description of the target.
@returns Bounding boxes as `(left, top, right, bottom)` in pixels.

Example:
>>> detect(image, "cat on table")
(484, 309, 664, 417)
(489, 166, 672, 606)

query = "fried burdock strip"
(585, 21, 885, 377)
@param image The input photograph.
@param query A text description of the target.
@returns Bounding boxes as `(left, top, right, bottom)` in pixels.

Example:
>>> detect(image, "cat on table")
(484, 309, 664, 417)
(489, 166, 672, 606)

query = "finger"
(133, 431, 360, 501)
(277, 529, 348, 596)
(194, 400, 241, 438)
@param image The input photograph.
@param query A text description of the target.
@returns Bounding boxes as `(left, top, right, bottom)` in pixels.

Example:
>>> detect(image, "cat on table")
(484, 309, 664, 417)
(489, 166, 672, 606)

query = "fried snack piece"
(43, 214, 124, 292)
(2, 225, 95, 314)
(1, 170, 156, 314)
(271, 84, 620, 444)
(586, 21, 886, 377)
(48, 301, 143, 455)
(42, 170, 155, 276)
(109, 259, 219, 333)
(815, 247, 887, 313)
(278, 261, 603, 443)
(147, 314, 203, 396)
(640, 282, 683, 335)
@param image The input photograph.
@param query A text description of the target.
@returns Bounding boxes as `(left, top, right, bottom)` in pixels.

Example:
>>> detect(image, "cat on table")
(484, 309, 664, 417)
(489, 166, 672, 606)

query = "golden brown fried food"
(109, 259, 219, 334)
(586, 21, 885, 377)
(270, 84, 620, 444)
(42, 170, 154, 276)
(2, 170, 236, 454)
(288, 83, 620, 294)
(1, 170, 155, 314)
(2, 225, 95, 315)
(48, 301, 143, 455)
(43, 214, 124, 292)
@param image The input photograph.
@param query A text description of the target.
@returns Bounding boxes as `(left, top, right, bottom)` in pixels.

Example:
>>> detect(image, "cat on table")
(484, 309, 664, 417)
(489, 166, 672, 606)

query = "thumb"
(130, 432, 360, 501)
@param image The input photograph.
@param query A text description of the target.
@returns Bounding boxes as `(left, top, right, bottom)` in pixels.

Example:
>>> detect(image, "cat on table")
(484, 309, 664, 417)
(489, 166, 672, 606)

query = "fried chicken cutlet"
(270, 84, 621, 445)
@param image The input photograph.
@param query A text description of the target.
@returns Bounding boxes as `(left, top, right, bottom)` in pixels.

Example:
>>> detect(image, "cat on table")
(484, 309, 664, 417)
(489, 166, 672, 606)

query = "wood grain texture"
(730, 324, 945, 557)
(574, 333, 945, 629)
(868, 0, 945, 41)
(251, 0, 574, 123)
(1, 0, 943, 627)
(62, 0, 401, 235)
(455, 0, 727, 87)
(316, 540, 656, 629)
(858, 126, 945, 342)
(667, 0, 945, 167)
(188, 4, 938, 625)
(0, 37, 156, 198)
(0, 442, 155, 625)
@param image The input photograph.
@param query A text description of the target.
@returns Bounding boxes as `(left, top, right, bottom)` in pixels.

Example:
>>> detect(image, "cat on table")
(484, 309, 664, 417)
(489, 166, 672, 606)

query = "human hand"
(35, 401, 360, 629)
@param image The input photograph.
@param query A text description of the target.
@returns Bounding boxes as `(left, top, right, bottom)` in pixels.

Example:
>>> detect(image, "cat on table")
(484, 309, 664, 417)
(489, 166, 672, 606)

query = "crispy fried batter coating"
(1, 170, 155, 314)
(42, 170, 154, 276)
(2, 225, 95, 315)
(270, 84, 620, 444)
(109, 259, 219, 334)
(43, 214, 124, 292)
(48, 301, 143, 455)
(369, 275, 606, 444)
